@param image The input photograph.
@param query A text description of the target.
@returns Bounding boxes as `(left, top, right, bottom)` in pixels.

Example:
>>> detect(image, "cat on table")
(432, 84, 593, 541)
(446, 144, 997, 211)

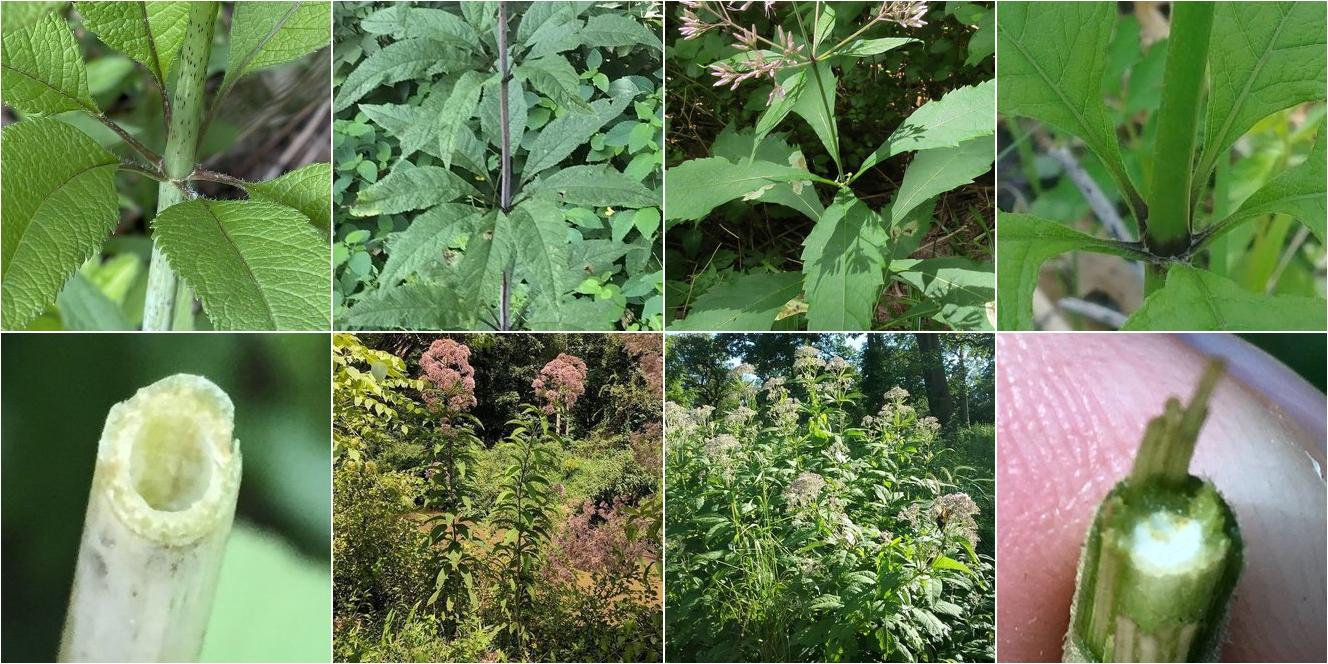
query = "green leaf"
(379, 204, 480, 286)
(1218, 129, 1325, 242)
(515, 55, 592, 112)
(1123, 264, 1326, 331)
(1, 10, 96, 114)
(965, 10, 994, 65)
(521, 93, 633, 182)
(456, 211, 515, 306)
(333, 38, 464, 113)
(996, 213, 1148, 330)
(808, 595, 844, 611)
(76, 1, 191, 84)
(859, 80, 995, 174)
(1, 118, 119, 330)
(1, 2, 64, 32)
(710, 130, 824, 221)
(359, 5, 483, 53)
(524, 165, 656, 208)
(671, 271, 803, 331)
(579, 14, 662, 51)
(222, 1, 330, 90)
(836, 37, 916, 58)
(343, 283, 467, 330)
(350, 161, 479, 217)
(360, 96, 443, 161)
(479, 76, 528, 151)
(633, 207, 661, 241)
(997, 2, 1134, 202)
(513, 199, 575, 320)
(523, 296, 621, 331)
(242, 162, 332, 230)
(889, 136, 994, 224)
(1198, 2, 1326, 184)
(152, 199, 329, 330)
(791, 60, 840, 171)
(57, 272, 130, 330)
(664, 157, 816, 221)
(932, 555, 974, 575)
(801, 193, 888, 330)
(891, 257, 995, 331)
(436, 70, 486, 171)
(755, 68, 806, 137)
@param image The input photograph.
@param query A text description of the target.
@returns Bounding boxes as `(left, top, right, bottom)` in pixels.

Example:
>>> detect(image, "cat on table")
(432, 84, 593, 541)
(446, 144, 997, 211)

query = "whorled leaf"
(333, 38, 466, 112)
(664, 157, 817, 222)
(859, 80, 995, 174)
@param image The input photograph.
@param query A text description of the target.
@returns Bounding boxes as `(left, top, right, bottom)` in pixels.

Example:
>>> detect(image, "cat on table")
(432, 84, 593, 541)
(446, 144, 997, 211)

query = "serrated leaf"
(892, 257, 995, 331)
(350, 161, 480, 217)
(671, 271, 803, 331)
(359, 5, 483, 53)
(1218, 129, 1325, 242)
(242, 162, 332, 230)
(579, 13, 662, 51)
(791, 60, 840, 171)
(436, 70, 486, 170)
(57, 272, 130, 330)
(2, 118, 118, 330)
(1, 11, 96, 114)
(152, 199, 328, 330)
(808, 595, 844, 611)
(344, 283, 468, 330)
(379, 204, 481, 286)
(223, 1, 330, 90)
(479, 76, 527, 151)
(1199, 2, 1326, 183)
(516, 55, 592, 112)
(1, 2, 64, 32)
(456, 211, 514, 306)
(361, 95, 444, 161)
(513, 198, 577, 321)
(801, 193, 887, 330)
(523, 295, 621, 331)
(1123, 264, 1326, 331)
(524, 165, 656, 208)
(755, 68, 806, 137)
(521, 92, 633, 182)
(889, 136, 994, 224)
(996, 213, 1148, 330)
(997, 2, 1133, 198)
(837, 37, 915, 57)
(711, 130, 824, 221)
(860, 80, 995, 174)
(664, 157, 816, 221)
(333, 38, 465, 113)
(76, 1, 191, 84)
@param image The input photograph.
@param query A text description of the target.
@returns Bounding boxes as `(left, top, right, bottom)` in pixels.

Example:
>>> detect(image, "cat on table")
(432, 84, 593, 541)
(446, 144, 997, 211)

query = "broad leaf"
(664, 157, 816, 221)
(152, 199, 328, 330)
(2, 2, 64, 32)
(801, 193, 888, 330)
(436, 70, 486, 170)
(76, 1, 191, 84)
(711, 129, 824, 221)
(997, 213, 1148, 330)
(359, 5, 483, 53)
(755, 68, 806, 137)
(523, 296, 621, 331)
(579, 14, 662, 51)
(333, 38, 465, 112)
(522, 93, 633, 182)
(478, 76, 528, 151)
(1199, 2, 1326, 182)
(1, 11, 96, 114)
(524, 165, 656, 208)
(223, 1, 330, 89)
(1218, 130, 1325, 242)
(859, 80, 995, 173)
(456, 211, 515, 307)
(57, 272, 131, 330)
(361, 92, 447, 160)
(2, 118, 119, 329)
(1124, 264, 1326, 330)
(790, 60, 840, 171)
(350, 161, 480, 217)
(343, 283, 468, 330)
(671, 271, 803, 331)
(965, 11, 994, 65)
(889, 136, 994, 224)
(513, 199, 576, 321)
(378, 204, 480, 286)
(891, 257, 995, 331)
(516, 55, 592, 112)
(837, 37, 915, 58)
(997, 2, 1133, 198)
(243, 162, 332, 230)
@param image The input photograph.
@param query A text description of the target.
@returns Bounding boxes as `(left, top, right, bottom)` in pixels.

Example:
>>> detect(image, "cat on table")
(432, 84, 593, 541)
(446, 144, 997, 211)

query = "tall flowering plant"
(532, 353, 588, 434)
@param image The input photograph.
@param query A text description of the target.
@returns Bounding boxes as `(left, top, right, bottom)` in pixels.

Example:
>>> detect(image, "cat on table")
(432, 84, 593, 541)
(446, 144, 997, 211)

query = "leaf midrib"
(198, 201, 279, 328)
(2, 161, 116, 280)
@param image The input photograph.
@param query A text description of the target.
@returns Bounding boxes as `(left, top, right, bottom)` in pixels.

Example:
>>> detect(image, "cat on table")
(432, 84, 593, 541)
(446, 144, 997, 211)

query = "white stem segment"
(60, 374, 241, 662)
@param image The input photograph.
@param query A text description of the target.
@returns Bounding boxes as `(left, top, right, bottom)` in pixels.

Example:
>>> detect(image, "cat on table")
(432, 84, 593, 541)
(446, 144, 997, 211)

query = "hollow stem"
(59, 374, 241, 662)
(1143, 2, 1213, 258)
(143, 2, 217, 331)
(1065, 361, 1242, 663)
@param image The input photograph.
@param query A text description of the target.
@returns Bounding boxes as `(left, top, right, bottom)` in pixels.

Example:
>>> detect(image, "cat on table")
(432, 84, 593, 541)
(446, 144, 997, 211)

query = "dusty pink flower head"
(532, 353, 588, 414)
(419, 338, 477, 412)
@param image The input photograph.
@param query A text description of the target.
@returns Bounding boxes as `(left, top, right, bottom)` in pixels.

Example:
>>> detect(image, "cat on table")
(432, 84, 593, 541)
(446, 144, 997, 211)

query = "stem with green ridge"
(143, 2, 217, 331)
(1144, 2, 1213, 266)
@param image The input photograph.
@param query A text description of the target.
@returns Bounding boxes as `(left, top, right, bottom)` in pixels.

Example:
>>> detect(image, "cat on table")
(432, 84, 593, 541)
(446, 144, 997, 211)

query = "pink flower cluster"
(543, 498, 659, 586)
(532, 353, 587, 415)
(418, 338, 477, 412)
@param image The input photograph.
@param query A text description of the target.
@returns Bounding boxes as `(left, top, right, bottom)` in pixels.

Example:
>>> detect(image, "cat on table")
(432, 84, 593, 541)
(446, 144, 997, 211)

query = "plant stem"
(1144, 2, 1214, 259)
(60, 374, 241, 661)
(498, 0, 512, 331)
(143, 2, 217, 331)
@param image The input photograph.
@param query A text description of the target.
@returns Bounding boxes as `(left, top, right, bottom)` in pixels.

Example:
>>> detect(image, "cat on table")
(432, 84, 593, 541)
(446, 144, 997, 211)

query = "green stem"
(1144, 2, 1213, 257)
(143, 2, 217, 331)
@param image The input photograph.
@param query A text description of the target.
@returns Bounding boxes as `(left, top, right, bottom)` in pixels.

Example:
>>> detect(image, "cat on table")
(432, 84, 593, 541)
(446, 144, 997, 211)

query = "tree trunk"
(915, 334, 954, 426)
(956, 339, 970, 426)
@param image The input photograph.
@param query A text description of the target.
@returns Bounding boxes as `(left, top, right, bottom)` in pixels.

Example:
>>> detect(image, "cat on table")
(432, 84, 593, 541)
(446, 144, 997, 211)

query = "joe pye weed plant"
(1, 2, 332, 330)
(667, 1, 996, 331)
(665, 347, 994, 662)
(997, 1, 1326, 330)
